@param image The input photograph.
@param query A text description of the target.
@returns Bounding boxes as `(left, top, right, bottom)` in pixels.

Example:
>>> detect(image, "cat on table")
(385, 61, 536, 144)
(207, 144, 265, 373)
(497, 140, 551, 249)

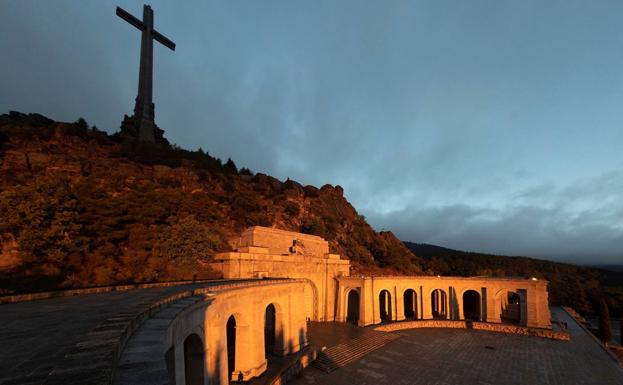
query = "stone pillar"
(422, 287, 432, 319)
(361, 278, 374, 326)
(335, 284, 345, 323)
(457, 291, 464, 321)
(481, 287, 488, 322)
(486, 287, 501, 323)
(173, 340, 184, 385)
(519, 289, 528, 327)
(232, 318, 260, 381)
(419, 286, 424, 319)
(450, 287, 459, 320)
(535, 283, 552, 328)
(396, 286, 405, 321)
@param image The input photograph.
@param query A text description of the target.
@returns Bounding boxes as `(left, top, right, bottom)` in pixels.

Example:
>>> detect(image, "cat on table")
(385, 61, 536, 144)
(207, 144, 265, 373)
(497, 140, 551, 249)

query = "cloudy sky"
(1, 1, 622, 265)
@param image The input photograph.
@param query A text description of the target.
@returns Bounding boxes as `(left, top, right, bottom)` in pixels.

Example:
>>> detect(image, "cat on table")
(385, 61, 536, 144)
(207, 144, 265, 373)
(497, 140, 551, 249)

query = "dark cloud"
(2, 1, 623, 265)
(366, 170, 623, 265)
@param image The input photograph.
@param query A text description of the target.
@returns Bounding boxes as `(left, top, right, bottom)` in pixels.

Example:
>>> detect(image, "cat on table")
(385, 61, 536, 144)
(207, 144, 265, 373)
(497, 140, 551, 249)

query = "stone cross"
(116, 5, 175, 143)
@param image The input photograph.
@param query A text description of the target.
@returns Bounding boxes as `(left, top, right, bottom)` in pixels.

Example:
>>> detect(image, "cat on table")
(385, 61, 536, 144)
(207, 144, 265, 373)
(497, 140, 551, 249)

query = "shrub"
(301, 218, 326, 238)
(284, 202, 300, 217)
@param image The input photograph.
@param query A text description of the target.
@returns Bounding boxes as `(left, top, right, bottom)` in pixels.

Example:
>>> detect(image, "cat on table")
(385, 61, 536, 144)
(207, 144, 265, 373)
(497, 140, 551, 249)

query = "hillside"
(0, 112, 423, 294)
(1, 111, 620, 317)
(405, 242, 623, 315)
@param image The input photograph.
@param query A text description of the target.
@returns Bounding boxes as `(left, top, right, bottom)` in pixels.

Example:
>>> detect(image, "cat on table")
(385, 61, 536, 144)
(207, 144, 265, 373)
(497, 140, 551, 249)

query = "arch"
(264, 304, 276, 358)
(379, 289, 392, 323)
(184, 333, 204, 385)
(500, 290, 521, 324)
(226, 315, 236, 382)
(462, 290, 481, 321)
(431, 289, 447, 319)
(403, 288, 418, 320)
(346, 289, 360, 325)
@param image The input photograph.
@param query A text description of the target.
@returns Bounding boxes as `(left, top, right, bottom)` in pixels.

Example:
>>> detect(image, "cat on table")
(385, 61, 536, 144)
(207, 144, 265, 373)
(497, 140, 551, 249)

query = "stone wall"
(373, 320, 569, 340)
(163, 280, 311, 385)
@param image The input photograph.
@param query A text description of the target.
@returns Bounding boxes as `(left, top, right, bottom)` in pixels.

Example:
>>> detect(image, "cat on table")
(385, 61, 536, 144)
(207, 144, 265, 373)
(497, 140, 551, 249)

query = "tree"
(598, 298, 612, 344)
(75, 117, 88, 130)
(224, 158, 238, 174)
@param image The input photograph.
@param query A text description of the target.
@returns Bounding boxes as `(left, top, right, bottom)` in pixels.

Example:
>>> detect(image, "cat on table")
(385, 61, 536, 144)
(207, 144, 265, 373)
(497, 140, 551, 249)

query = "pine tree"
(598, 298, 612, 344)
(224, 158, 238, 174)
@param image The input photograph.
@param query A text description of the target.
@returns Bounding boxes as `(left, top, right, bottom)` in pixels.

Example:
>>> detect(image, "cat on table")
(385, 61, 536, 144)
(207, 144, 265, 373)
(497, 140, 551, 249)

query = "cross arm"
(153, 30, 176, 51)
(116, 6, 144, 31)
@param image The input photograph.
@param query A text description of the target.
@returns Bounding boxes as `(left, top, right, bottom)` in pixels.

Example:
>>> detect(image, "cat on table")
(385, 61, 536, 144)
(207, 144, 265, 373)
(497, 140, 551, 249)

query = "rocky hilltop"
(0, 112, 423, 293)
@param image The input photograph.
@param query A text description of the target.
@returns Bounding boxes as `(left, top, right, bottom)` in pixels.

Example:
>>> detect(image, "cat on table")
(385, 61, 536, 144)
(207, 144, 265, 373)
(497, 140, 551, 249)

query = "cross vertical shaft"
(135, 5, 155, 143)
(116, 4, 175, 144)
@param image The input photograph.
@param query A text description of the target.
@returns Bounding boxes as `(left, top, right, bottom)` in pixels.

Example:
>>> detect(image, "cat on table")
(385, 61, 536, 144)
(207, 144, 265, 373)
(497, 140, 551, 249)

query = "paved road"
(293, 307, 623, 385)
(0, 282, 225, 385)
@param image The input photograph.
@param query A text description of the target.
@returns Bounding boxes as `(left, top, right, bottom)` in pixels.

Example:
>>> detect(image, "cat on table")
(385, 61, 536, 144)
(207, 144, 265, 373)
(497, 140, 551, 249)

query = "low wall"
(0, 278, 282, 304)
(0, 279, 229, 304)
(373, 320, 570, 341)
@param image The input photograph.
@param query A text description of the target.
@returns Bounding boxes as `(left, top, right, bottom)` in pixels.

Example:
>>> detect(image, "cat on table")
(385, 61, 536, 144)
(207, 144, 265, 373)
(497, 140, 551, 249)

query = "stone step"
(312, 330, 399, 372)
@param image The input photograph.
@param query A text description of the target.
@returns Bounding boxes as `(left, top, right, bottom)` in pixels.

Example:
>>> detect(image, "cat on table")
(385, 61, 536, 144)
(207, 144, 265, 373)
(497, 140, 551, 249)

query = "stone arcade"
(211, 227, 551, 328)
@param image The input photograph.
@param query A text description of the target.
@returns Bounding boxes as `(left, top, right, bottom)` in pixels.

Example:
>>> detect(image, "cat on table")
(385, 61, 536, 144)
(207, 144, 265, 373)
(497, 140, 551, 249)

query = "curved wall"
(163, 279, 310, 385)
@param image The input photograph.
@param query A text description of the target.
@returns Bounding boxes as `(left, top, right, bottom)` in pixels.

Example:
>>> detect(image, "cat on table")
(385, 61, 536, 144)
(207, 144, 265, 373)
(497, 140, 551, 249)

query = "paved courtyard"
(0, 282, 228, 385)
(293, 308, 623, 385)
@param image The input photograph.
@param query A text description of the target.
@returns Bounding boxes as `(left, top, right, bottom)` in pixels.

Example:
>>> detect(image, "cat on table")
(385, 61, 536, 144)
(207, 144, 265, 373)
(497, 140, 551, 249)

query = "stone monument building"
(211, 226, 551, 329)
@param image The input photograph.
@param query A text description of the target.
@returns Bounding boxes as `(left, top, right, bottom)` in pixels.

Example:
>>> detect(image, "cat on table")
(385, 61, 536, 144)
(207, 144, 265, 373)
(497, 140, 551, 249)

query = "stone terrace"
(292, 307, 623, 385)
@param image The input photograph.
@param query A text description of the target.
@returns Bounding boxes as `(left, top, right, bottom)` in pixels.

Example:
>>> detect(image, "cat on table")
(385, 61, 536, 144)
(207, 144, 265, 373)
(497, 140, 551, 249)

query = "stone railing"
(373, 319, 570, 341)
(0, 279, 219, 304)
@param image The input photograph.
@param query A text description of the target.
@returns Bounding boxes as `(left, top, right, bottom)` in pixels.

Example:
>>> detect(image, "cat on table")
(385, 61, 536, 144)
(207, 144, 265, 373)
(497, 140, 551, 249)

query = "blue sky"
(1, 1, 622, 265)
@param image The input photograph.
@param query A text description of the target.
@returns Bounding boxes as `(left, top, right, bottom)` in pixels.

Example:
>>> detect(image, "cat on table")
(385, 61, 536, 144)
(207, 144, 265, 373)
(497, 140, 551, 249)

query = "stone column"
(419, 286, 424, 319)
(519, 289, 528, 327)
(335, 284, 345, 322)
(234, 315, 267, 381)
(361, 278, 374, 326)
(481, 287, 488, 322)
(486, 287, 501, 323)
(457, 291, 464, 321)
(396, 286, 405, 321)
(422, 287, 432, 319)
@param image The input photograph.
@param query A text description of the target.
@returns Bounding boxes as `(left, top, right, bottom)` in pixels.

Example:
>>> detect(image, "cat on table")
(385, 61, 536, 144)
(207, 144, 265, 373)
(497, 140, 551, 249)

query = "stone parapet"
(0, 279, 231, 304)
(373, 320, 570, 340)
